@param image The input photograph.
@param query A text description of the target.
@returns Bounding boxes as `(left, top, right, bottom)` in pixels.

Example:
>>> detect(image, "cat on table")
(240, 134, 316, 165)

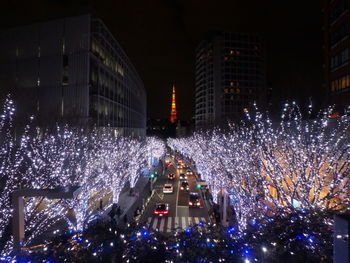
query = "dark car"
(154, 203, 169, 216)
(180, 181, 189, 191)
(179, 173, 187, 180)
(168, 173, 176, 180)
(189, 192, 201, 207)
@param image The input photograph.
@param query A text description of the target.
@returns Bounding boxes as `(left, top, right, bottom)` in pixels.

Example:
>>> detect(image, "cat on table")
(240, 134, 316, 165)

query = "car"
(186, 169, 193, 175)
(163, 183, 174, 193)
(179, 173, 187, 180)
(189, 192, 201, 207)
(177, 164, 182, 169)
(154, 203, 169, 216)
(180, 181, 189, 191)
(177, 161, 185, 167)
(168, 173, 175, 180)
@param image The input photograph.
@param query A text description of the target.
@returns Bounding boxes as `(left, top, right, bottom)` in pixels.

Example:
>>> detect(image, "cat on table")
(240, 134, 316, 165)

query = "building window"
(330, 0, 347, 24)
(331, 24, 347, 47)
(331, 74, 350, 92)
(331, 48, 349, 71)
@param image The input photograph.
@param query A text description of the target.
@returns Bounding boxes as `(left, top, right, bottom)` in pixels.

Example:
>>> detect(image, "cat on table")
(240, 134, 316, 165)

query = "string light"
(0, 95, 165, 256)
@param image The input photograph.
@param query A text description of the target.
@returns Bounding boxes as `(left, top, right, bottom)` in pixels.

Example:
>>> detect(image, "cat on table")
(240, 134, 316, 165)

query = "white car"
(163, 183, 174, 193)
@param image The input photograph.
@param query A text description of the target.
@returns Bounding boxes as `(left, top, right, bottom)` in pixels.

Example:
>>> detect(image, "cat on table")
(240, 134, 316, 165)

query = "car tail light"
(163, 210, 168, 214)
(154, 211, 159, 214)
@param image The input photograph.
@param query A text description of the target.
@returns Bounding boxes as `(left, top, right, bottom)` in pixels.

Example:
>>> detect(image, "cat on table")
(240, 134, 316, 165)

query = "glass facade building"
(0, 14, 146, 136)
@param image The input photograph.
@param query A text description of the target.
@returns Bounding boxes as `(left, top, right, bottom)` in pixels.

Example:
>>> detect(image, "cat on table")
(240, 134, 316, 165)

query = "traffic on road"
(141, 153, 211, 233)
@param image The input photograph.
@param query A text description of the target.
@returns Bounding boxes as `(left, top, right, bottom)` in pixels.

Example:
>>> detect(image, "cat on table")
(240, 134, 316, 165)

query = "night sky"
(0, 0, 323, 121)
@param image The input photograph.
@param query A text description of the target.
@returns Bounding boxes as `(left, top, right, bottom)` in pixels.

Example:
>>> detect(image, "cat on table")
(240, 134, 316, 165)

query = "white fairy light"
(168, 104, 350, 230)
(0, 95, 165, 255)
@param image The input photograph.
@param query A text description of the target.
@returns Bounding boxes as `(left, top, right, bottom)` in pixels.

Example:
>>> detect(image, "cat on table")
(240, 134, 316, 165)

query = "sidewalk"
(102, 160, 164, 228)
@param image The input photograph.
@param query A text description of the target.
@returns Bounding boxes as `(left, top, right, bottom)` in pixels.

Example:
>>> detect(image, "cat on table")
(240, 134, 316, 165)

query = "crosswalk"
(146, 216, 208, 232)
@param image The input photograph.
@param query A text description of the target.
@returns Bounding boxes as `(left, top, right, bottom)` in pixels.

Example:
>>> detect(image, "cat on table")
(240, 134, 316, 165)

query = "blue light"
(242, 248, 251, 256)
(142, 230, 149, 237)
(230, 250, 234, 255)
(227, 227, 236, 234)
(185, 228, 192, 234)
(267, 218, 274, 222)
(258, 225, 263, 230)
(296, 235, 303, 240)
(307, 236, 314, 243)
(198, 221, 204, 226)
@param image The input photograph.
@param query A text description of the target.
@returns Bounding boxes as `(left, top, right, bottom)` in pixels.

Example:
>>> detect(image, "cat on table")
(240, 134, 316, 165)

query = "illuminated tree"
(0, 96, 166, 255)
(169, 103, 350, 230)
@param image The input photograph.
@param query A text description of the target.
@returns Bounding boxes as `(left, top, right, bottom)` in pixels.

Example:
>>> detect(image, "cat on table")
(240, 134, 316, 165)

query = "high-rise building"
(0, 14, 146, 136)
(323, 0, 350, 109)
(170, 84, 177, 123)
(195, 32, 265, 128)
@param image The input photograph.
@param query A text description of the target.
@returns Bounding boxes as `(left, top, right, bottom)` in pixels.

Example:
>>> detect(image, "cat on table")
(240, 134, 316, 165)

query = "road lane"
(140, 155, 211, 233)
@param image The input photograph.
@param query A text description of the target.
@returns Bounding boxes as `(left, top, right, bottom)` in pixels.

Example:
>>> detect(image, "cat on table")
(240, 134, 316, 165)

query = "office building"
(323, 0, 350, 109)
(195, 32, 265, 128)
(0, 14, 146, 136)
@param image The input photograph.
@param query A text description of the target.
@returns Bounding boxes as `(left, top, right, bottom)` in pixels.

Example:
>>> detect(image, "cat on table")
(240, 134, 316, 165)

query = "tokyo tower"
(170, 84, 177, 123)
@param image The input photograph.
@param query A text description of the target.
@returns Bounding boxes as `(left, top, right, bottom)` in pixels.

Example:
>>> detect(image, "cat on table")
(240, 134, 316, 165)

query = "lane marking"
(155, 190, 164, 200)
(147, 217, 152, 226)
(175, 177, 180, 218)
(152, 217, 158, 230)
(175, 216, 179, 228)
(182, 217, 186, 229)
(194, 217, 199, 224)
(167, 217, 172, 232)
(201, 217, 206, 223)
(159, 217, 165, 232)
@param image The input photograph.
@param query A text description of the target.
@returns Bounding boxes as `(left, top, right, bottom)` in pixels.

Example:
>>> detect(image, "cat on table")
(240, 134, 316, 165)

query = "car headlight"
(189, 202, 193, 205)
